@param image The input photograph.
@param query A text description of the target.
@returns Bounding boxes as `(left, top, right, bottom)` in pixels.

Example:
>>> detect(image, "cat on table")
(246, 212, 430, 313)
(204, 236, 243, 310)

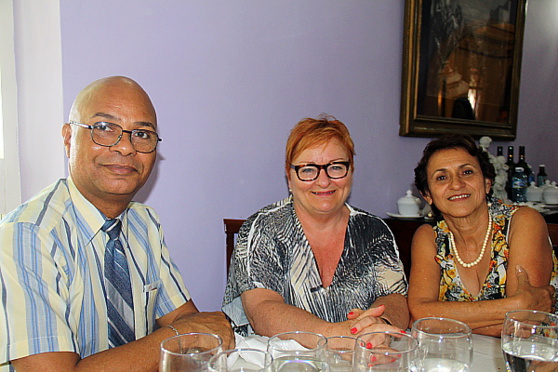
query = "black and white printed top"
(222, 197, 408, 335)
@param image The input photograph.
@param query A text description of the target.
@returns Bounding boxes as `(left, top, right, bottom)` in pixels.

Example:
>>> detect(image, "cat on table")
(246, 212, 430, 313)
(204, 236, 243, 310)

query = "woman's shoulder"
(489, 197, 519, 220)
(508, 204, 547, 231)
(241, 197, 295, 232)
(346, 204, 383, 222)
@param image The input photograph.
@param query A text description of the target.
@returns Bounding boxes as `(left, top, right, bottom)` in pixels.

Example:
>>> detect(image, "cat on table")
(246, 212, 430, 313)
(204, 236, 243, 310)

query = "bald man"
(0, 76, 233, 371)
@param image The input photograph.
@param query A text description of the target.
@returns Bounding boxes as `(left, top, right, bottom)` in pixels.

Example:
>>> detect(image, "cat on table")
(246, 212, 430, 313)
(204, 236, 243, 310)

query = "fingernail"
(370, 355, 376, 362)
(391, 358, 396, 363)
(351, 327, 357, 334)
(400, 330, 407, 334)
(366, 342, 373, 349)
(348, 311, 354, 316)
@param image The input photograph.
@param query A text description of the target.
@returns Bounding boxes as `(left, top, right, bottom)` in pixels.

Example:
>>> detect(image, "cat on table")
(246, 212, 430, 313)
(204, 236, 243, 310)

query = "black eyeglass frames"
(290, 161, 351, 181)
(69, 121, 162, 153)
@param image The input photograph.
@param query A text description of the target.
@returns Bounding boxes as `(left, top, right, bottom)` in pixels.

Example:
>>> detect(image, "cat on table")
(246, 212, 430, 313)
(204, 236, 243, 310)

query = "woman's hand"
(346, 305, 405, 336)
(511, 265, 556, 313)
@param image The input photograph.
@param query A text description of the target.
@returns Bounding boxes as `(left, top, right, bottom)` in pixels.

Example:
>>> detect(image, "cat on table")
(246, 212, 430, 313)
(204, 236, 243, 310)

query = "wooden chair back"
(223, 219, 245, 274)
(548, 223, 558, 253)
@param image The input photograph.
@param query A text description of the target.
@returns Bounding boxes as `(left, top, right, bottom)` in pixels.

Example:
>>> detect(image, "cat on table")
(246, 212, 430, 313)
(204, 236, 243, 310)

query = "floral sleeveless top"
(435, 198, 558, 302)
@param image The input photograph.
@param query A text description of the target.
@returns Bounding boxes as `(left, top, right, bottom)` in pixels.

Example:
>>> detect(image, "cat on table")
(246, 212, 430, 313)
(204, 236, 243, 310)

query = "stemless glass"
(501, 309, 558, 371)
(159, 332, 223, 372)
(325, 336, 357, 372)
(267, 331, 329, 371)
(353, 331, 418, 371)
(412, 317, 473, 372)
(208, 348, 273, 372)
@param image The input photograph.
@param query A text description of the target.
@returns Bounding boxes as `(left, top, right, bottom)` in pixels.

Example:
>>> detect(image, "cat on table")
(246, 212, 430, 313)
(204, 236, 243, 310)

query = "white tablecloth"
(239, 334, 507, 371)
(471, 334, 507, 372)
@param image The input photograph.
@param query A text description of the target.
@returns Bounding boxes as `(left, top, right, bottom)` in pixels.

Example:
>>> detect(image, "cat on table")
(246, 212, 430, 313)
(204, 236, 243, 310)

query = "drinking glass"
(353, 331, 418, 371)
(267, 331, 329, 371)
(208, 348, 273, 372)
(501, 309, 558, 371)
(411, 317, 473, 372)
(159, 332, 223, 372)
(272, 359, 331, 371)
(325, 336, 357, 372)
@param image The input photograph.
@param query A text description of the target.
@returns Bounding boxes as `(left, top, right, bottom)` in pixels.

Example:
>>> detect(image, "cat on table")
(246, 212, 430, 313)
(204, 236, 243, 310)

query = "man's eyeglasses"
(69, 121, 162, 153)
(290, 161, 351, 182)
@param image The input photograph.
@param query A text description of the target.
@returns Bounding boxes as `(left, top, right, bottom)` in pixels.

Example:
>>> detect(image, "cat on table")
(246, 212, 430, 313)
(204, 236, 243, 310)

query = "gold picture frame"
(399, 0, 527, 139)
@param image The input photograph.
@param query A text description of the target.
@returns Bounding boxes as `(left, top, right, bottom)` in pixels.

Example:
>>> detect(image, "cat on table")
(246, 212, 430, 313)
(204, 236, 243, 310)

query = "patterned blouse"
(435, 198, 558, 302)
(222, 197, 408, 335)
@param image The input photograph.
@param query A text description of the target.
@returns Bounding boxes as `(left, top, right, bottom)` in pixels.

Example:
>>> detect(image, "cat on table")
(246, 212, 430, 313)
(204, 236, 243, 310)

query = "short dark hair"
(414, 134, 495, 197)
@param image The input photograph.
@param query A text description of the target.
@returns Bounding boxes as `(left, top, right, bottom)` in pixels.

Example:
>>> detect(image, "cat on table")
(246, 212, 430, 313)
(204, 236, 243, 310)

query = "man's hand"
(173, 311, 235, 349)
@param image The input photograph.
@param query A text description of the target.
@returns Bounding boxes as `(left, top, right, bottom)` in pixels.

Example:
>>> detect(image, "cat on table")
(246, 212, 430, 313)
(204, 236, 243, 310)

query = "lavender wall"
(48, 1, 558, 311)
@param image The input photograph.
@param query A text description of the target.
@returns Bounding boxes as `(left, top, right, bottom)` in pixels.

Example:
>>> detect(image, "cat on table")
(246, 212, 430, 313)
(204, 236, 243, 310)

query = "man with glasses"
(0, 76, 233, 371)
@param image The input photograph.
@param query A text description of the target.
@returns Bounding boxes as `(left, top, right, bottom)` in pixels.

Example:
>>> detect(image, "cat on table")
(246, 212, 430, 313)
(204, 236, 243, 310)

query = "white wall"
(13, 1, 558, 311)
(0, 0, 21, 215)
(14, 0, 65, 201)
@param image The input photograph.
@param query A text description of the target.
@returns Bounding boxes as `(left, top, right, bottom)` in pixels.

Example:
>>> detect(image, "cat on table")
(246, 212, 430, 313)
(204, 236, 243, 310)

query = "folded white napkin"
(229, 333, 309, 368)
(224, 334, 269, 368)
(235, 333, 268, 350)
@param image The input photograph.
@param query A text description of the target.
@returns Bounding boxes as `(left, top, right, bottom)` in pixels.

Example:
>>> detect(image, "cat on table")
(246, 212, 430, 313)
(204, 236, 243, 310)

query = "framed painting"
(399, 0, 527, 139)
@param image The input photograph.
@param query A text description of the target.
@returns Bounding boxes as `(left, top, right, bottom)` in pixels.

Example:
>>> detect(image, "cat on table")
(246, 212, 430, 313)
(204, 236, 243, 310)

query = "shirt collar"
(66, 176, 129, 239)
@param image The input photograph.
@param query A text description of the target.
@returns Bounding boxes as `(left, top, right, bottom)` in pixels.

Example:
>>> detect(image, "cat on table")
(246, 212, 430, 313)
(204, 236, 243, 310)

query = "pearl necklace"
(448, 213, 492, 268)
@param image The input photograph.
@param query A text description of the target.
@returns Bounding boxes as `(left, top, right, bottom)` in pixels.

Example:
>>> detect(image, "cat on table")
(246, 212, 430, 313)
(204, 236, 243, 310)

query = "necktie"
(102, 219, 135, 347)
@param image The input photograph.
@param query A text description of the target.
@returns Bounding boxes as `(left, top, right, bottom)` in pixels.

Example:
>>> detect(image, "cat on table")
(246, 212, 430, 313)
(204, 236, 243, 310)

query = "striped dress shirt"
(0, 178, 190, 370)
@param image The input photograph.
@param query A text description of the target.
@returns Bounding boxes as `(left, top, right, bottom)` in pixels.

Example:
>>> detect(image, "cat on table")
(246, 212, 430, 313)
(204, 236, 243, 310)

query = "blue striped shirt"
(0, 178, 190, 370)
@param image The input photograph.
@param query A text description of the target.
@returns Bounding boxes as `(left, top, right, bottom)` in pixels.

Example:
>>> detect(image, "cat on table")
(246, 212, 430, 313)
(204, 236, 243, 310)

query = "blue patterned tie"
(102, 219, 135, 347)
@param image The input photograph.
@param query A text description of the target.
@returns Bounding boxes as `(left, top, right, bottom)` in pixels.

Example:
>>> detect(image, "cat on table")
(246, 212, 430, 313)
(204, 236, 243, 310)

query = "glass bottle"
(506, 146, 515, 199)
(516, 146, 532, 180)
(537, 165, 548, 187)
(516, 146, 534, 184)
(511, 167, 528, 203)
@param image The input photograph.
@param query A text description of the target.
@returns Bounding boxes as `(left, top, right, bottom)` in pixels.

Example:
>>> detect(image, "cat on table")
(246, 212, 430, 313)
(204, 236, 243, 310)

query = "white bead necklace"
(448, 213, 493, 268)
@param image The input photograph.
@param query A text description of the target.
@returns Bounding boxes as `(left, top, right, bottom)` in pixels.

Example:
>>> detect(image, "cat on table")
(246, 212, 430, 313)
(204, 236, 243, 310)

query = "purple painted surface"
(52, 1, 558, 310)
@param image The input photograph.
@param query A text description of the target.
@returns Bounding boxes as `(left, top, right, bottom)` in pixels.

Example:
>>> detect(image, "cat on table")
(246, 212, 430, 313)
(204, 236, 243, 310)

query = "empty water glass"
(272, 359, 331, 371)
(267, 331, 329, 371)
(353, 331, 418, 371)
(208, 348, 273, 372)
(159, 332, 223, 372)
(325, 336, 357, 371)
(411, 317, 473, 372)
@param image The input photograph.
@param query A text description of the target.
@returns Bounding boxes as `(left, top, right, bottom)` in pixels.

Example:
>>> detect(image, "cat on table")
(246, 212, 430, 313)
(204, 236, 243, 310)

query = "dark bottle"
(511, 167, 528, 203)
(496, 146, 503, 157)
(537, 165, 548, 187)
(516, 146, 533, 183)
(506, 146, 515, 199)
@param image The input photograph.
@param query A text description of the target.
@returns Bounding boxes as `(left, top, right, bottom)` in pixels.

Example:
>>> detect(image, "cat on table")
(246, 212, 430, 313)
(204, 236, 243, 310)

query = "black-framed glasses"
(69, 121, 162, 153)
(290, 161, 351, 181)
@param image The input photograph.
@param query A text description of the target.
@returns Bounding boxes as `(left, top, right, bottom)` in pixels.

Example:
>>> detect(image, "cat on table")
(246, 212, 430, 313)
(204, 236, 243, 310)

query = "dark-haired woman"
(408, 134, 557, 336)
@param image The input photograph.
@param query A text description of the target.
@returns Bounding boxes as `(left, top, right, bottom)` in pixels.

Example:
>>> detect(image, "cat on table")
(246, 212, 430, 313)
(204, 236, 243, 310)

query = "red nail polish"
(400, 330, 407, 334)
(348, 311, 354, 316)
(370, 355, 377, 362)
(351, 327, 357, 334)
(366, 342, 373, 349)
